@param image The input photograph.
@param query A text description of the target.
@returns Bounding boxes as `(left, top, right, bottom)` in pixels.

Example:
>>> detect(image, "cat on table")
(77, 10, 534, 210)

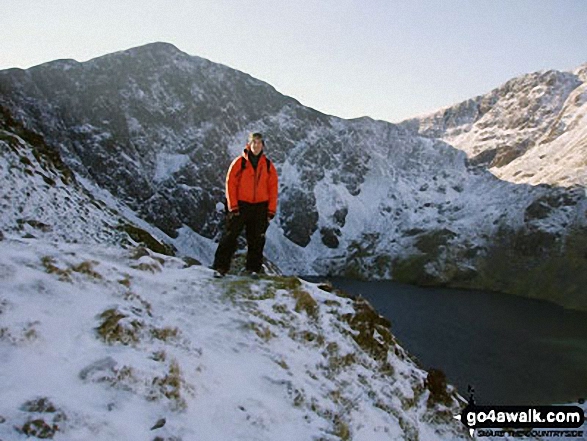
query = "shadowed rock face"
(1, 43, 586, 310)
(469, 225, 587, 311)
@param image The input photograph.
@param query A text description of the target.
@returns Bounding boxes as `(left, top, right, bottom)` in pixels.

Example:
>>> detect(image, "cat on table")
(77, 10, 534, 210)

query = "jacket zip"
(253, 159, 260, 202)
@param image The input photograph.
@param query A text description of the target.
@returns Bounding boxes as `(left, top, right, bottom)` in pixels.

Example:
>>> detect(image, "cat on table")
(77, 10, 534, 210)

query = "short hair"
(248, 132, 264, 144)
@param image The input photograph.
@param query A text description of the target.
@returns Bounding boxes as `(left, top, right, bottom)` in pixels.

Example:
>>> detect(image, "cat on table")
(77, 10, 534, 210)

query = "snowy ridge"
(0, 236, 469, 440)
(494, 77, 587, 187)
(402, 66, 587, 188)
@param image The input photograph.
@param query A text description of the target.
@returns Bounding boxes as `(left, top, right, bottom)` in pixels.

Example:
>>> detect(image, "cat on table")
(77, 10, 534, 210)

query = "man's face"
(250, 137, 264, 155)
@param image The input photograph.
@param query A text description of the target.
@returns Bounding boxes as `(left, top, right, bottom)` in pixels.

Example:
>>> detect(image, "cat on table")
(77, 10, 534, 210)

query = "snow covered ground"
(0, 235, 470, 440)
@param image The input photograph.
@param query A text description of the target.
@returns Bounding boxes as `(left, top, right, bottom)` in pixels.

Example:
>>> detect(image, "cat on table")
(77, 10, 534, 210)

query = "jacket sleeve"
(225, 157, 241, 212)
(268, 160, 278, 216)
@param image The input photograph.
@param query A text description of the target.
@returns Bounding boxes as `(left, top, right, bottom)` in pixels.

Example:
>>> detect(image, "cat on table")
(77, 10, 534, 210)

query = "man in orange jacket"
(212, 132, 278, 277)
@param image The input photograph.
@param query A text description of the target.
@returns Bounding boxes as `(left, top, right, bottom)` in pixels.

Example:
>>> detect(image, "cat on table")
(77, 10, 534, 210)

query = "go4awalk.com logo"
(454, 404, 585, 438)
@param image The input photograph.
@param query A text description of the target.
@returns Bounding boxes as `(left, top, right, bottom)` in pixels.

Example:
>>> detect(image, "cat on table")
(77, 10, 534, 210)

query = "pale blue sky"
(1, 0, 586, 122)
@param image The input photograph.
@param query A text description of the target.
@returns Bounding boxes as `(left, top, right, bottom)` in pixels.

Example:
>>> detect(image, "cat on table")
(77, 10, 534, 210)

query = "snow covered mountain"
(0, 106, 174, 255)
(0, 236, 469, 440)
(400, 64, 587, 188)
(1, 42, 586, 312)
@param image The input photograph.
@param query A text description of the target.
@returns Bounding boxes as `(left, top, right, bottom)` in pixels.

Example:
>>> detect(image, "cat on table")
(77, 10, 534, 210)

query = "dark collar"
(249, 150, 262, 169)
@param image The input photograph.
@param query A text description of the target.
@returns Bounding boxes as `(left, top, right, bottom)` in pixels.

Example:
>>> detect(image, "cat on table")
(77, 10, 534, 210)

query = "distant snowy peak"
(494, 76, 587, 187)
(80, 41, 293, 101)
(18, 43, 190, 73)
(121, 41, 187, 57)
(401, 63, 586, 187)
(573, 62, 587, 82)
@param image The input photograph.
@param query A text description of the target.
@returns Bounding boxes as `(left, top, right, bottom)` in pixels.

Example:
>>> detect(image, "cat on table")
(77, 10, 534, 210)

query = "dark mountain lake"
(306, 277, 587, 405)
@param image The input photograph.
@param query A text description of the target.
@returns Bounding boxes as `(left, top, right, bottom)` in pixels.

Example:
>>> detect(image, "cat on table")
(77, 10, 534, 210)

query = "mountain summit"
(401, 66, 586, 188)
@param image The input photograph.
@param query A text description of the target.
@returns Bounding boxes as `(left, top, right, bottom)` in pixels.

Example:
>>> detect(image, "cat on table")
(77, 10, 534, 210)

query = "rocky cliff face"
(397, 63, 587, 310)
(1, 42, 586, 310)
(400, 64, 587, 188)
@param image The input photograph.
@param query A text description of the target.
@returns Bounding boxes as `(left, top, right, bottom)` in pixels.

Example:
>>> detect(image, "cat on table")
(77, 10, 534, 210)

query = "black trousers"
(213, 201, 269, 273)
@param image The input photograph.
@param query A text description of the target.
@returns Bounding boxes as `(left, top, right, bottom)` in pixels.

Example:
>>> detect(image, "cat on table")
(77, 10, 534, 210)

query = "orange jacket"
(226, 148, 278, 216)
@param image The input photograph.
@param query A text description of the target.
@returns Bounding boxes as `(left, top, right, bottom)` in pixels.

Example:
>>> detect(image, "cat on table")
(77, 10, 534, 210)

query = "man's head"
(248, 132, 264, 156)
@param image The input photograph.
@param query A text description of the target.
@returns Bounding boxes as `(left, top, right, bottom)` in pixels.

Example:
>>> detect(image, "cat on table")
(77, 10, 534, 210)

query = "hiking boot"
(212, 268, 228, 278)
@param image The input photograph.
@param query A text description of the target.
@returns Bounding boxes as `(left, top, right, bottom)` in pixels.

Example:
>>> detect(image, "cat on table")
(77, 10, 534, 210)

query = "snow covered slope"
(0, 105, 177, 255)
(496, 65, 587, 187)
(0, 236, 469, 440)
(0, 108, 122, 245)
(401, 64, 587, 188)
